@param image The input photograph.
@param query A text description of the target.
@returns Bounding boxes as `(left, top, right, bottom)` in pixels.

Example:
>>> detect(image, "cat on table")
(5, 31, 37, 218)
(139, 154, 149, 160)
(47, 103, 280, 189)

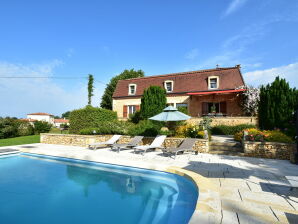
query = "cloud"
(66, 48, 75, 58)
(185, 48, 199, 60)
(0, 60, 103, 118)
(243, 62, 298, 87)
(223, 0, 248, 17)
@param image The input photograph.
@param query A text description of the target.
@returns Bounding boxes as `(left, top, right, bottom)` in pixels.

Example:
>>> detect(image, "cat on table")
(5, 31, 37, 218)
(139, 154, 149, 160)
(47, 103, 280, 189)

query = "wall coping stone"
(243, 141, 296, 146)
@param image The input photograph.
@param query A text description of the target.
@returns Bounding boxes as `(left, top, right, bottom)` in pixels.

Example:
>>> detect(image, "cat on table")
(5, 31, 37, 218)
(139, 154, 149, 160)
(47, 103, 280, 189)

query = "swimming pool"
(0, 153, 198, 224)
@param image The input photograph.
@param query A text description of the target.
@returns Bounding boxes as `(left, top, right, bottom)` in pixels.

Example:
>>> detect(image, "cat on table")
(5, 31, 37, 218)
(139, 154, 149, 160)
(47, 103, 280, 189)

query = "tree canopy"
(100, 69, 144, 110)
(88, 74, 94, 105)
(140, 86, 167, 119)
(258, 76, 298, 130)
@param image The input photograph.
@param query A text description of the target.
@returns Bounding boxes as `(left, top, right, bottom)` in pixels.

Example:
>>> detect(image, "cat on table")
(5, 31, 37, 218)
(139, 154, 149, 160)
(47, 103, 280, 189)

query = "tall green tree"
(61, 111, 71, 119)
(100, 69, 144, 110)
(88, 74, 94, 105)
(258, 76, 298, 130)
(140, 86, 167, 119)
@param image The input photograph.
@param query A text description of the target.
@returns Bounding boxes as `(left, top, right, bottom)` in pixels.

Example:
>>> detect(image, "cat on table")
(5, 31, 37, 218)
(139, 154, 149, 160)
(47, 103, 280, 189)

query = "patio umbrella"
(149, 106, 191, 121)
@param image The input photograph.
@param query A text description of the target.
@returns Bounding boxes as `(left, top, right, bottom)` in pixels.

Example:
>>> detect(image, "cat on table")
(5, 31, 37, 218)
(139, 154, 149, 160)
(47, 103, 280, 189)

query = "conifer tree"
(140, 86, 167, 119)
(87, 74, 94, 105)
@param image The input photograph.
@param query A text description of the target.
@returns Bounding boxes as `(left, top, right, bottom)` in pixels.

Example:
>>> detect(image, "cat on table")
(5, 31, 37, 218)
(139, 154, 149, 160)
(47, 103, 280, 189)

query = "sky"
(0, 0, 298, 118)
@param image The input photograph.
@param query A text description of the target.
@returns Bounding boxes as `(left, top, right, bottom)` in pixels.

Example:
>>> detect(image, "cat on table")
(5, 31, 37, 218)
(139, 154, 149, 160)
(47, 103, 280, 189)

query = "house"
(112, 65, 246, 119)
(53, 118, 69, 128)
(27, 112, 54, 124)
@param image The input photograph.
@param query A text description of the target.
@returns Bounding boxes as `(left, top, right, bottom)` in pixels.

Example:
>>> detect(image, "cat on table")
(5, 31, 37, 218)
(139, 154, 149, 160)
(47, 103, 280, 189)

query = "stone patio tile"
(239, 190, 293, 210)
(220, 179, 251, 190)
(270, 206, 298, 223)
(286, 196, 298, 210)
(220, 188, 242, 202)
(221, 209, 239, 224)
(237, 212, 277, 224)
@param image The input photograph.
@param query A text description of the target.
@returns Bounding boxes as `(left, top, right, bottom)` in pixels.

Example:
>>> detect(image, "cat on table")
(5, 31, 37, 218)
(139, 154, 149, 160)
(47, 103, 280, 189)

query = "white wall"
(27, 114, 54, 124)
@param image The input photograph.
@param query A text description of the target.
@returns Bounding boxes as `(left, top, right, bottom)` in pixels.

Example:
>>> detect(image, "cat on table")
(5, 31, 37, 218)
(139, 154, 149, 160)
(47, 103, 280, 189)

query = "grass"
(49, 127, 69, 134)
(0, 135, 40, 147)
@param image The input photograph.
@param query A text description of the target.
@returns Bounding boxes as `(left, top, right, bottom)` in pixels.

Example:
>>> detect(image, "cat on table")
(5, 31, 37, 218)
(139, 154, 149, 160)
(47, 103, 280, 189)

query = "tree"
(258, 76, 298, 130)
(88, 74, 94, 105)
(140, 86, 167, 119)
(100, 69, 144, 110)
(62, 111, 71, 119)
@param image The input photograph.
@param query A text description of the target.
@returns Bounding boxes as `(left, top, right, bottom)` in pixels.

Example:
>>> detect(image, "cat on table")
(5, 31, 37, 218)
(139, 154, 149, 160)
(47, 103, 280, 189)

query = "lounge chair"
(162, 138, 197, 159)
(133, 135, 166, 155)
(88, 135, 122, 150)
(111, 136, 144, 153)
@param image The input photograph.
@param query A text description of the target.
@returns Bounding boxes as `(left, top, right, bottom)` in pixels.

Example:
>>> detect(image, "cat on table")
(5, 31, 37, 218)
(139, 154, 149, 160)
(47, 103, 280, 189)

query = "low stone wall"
(40, 133, 209, 153)
(187, 117, 258, 126)
(243, 141, 297, 160)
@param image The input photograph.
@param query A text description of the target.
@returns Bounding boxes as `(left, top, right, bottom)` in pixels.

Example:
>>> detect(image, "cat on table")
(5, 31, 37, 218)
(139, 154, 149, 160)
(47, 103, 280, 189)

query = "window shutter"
(136, 105, 140, 111)
(123, 105, 128, 118)
(220, 101, 227, 114)
(202, 102, 208, 115)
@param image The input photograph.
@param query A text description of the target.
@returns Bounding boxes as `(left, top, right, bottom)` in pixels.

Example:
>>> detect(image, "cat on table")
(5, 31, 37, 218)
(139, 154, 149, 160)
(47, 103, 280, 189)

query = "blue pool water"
(0, 153, 198, 224)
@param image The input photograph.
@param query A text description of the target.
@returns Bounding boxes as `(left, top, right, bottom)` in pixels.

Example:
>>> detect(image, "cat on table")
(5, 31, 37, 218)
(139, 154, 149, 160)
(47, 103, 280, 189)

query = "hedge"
(69, 106, 117, 134)
(79, 121, 134, 135)
(211, 124, 257, 135)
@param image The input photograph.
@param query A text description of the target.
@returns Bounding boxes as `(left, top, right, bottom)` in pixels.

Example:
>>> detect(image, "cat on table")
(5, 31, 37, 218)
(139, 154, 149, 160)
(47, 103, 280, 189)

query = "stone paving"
(2, 143, 298, 224)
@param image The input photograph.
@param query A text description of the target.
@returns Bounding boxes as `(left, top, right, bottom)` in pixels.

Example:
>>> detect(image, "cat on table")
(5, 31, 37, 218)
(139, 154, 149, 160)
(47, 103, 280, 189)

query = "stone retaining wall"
(187, 117, 258, 126)
(40, 133, 209, 153)
(243, 141, 297, 160)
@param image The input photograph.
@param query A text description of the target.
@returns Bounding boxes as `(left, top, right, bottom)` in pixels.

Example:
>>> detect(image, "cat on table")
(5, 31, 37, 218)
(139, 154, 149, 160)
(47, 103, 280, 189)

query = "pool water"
(0, 153, 198, 224)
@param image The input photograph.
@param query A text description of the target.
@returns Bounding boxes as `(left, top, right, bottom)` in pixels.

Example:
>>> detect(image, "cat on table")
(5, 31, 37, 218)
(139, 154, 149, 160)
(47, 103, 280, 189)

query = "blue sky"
(0, 0, 298, 117)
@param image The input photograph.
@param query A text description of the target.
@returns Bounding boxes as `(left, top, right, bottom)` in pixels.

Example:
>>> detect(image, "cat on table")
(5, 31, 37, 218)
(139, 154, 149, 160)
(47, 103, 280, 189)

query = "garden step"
(208, 150, 245, 157)
(209, 145, 243, 152)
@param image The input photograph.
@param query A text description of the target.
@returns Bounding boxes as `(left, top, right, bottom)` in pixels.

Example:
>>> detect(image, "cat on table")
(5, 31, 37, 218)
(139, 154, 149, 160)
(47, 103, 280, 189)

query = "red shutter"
(202, 102, 208, 115)
(123, 105, 128, 118)
(135, 105, 140, 111)
(220, 101, 227, 114)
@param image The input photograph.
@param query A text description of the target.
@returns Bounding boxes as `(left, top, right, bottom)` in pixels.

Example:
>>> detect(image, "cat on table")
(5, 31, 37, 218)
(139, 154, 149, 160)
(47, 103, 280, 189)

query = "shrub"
(80, 121, 134, 135)
(69, 106, 117, 134)
(199, 117, 212, 130)
(17, 121, 34, 136)
(0, 117, 19, 139)
(129, 111, 142, 124)
(233, 128, 293, 143)
(127, 120, 161, 137)
(175, 124, 207, 139)
(211, 124, 256, 135)
(34, 121, 52, 134)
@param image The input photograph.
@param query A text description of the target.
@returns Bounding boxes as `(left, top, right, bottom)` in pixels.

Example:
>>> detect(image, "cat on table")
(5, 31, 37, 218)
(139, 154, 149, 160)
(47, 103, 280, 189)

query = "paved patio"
(2, 143, 298, 223)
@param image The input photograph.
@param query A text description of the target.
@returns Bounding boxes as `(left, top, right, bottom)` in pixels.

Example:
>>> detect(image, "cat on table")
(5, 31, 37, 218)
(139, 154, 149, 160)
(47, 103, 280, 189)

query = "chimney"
(236, 64, 241, 69)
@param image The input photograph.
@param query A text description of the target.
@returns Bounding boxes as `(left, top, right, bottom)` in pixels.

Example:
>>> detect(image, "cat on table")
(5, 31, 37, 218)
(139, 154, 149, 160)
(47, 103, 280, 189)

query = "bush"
(127, 120, 161, 137)
(175, 124, 207, 139)
(34, 121, 52, 134)
(17, 121, 34, 136)
(233, 128, 293, 143)
(80, 121, 134, 135)
(69, 106, 117, 134)
(0, 117, 20, 139)
(129, 111, 142, 124)
(211, 124, 256, 135)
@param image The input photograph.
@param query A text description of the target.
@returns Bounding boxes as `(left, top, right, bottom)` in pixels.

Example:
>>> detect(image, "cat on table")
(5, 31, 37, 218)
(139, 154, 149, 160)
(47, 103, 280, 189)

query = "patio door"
(202, 101, 227, 115)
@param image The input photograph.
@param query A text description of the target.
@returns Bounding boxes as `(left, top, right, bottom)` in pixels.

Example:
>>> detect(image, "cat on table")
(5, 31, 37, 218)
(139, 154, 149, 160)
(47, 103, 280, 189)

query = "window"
(166, 103, 174, 106)
(128, 84, 136, 95)
(208, 76, 219, 89)
(202, 102, 227, 115)
(164, 80, 174, 92)
(128, 105, 136, 115)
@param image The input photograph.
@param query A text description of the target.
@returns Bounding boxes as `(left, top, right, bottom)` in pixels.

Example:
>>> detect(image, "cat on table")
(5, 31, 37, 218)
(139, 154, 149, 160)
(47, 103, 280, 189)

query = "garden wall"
(243, 141, 297, 160)
(40, 133, 209, 153)
(187, 117, 258, 126)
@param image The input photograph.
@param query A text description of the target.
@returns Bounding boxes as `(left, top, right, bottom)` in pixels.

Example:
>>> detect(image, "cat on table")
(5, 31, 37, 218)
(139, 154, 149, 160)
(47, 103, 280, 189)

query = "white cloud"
(0, 60, 103, 118)
(66, 48, 75, 58)
(243, 62, 298, 87)
(223, 0, 248, 17)
(185, 48, 199, 60)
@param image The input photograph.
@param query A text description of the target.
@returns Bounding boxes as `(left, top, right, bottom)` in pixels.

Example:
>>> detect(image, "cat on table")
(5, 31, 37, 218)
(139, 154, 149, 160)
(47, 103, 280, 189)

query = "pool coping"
(16, 147, 221, 223)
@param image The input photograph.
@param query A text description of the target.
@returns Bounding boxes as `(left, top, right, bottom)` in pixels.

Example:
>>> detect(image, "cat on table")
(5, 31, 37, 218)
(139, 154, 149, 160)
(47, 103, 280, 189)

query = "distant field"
(0, 135, 40, 147)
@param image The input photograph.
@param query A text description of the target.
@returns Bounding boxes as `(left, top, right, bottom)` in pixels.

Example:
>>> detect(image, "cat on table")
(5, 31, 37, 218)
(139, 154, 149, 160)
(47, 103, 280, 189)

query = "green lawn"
(49, 127, 69, 134)
(0, 135, 40, 147)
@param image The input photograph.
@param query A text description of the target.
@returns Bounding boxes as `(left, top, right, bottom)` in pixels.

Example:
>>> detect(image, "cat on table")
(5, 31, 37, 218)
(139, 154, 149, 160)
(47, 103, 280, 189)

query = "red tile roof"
(54, 119, 69, 123)
(27, 112, 54, 116)
(113, 66, 245, 98)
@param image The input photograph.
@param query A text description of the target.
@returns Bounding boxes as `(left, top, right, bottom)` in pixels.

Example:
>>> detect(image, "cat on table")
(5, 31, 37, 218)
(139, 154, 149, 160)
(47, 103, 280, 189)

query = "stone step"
(208, 150, 245, 157)
(209, 145, 243, 152)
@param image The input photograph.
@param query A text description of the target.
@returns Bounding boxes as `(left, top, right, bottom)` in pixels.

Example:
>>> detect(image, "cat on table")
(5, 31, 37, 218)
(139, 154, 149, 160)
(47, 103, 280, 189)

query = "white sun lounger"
(133, 135, 167, 155)
(88, 135, 122, 150)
